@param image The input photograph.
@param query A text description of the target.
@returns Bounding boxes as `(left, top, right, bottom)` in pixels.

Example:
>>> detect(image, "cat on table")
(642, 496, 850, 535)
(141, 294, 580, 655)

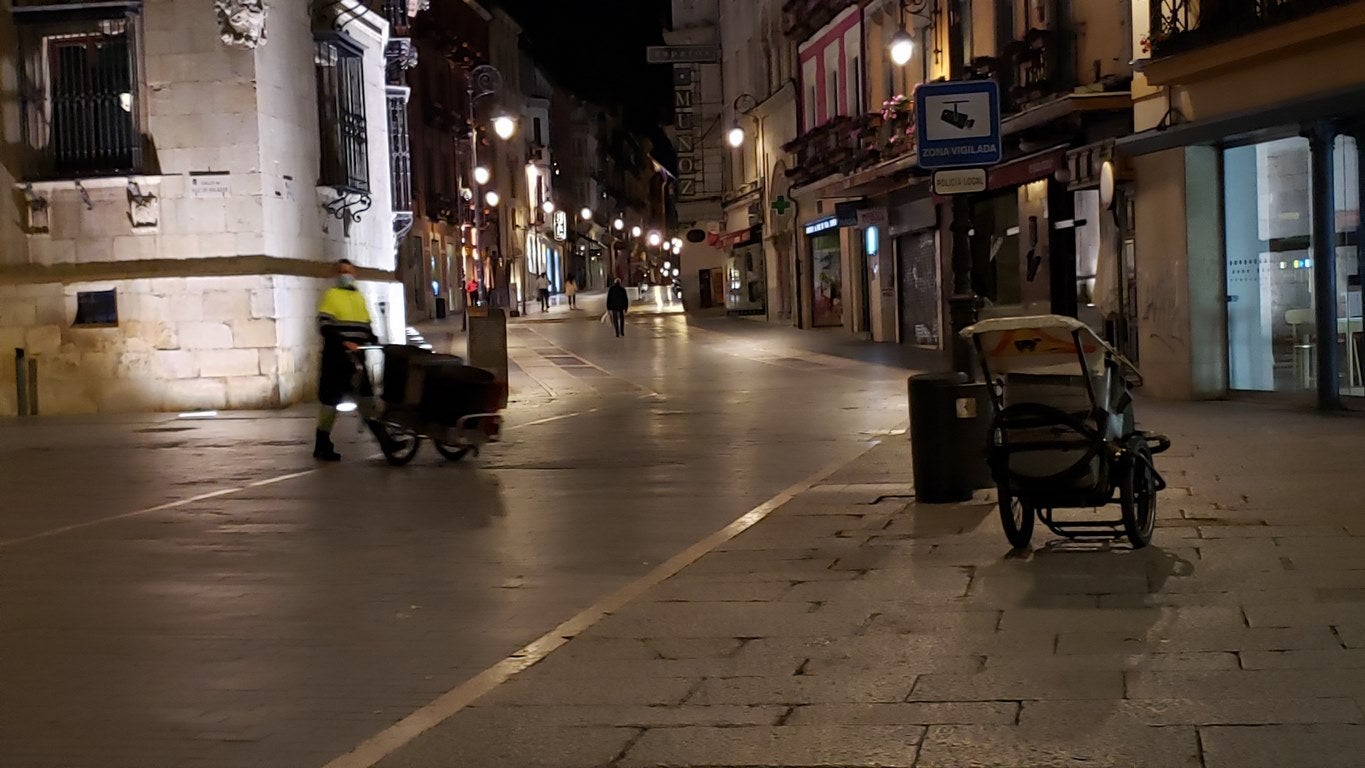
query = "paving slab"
(1201, 724, 1365, 768)
(618, 724, 924, 768)
(916, 722, 1203, 768)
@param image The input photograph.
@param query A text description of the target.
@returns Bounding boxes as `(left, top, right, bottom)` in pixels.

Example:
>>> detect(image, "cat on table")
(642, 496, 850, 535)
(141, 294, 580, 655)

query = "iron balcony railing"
(780, 0, 856, 40)
(1149, 0, 1358, 57)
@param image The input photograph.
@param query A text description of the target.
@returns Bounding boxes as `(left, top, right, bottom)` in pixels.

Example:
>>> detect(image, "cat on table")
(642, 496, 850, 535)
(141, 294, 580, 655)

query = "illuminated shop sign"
(803, 216, 839, 236)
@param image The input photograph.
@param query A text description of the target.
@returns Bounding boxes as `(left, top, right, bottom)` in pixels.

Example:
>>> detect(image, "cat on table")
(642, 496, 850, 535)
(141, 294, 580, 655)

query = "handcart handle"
(1144, 433, 1171, 455)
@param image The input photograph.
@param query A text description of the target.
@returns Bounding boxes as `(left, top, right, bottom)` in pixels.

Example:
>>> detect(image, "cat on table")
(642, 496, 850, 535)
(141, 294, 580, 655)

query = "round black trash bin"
(908, 372, 993, 503)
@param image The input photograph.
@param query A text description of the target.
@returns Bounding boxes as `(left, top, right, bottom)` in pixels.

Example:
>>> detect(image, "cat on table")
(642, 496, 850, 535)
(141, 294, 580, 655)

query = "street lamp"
(670, 237, 683, 251)
(542, 200, 555, 214)
(580, 207, 593, 221)
(473, 166, 491, 185)
(613, 217, 625, 231)
(889, 29, 915, 66)
(727, 122, 745, 148)
(484, 190, 500, 207)
(647, 231, 662, 247)
(631, 225, 642, 238)
(492, 114, 517, 140)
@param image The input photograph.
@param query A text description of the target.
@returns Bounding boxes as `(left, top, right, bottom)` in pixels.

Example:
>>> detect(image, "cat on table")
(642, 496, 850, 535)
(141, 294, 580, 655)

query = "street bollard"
(27, 355, 38, 415)
(15, 348, 28, 416)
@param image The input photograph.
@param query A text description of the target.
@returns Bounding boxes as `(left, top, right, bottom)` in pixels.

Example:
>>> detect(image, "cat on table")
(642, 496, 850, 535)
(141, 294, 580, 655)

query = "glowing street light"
(727, 122, 745, 148)
(613, 217, 625, 231)
(630, 225, 642, 238)
(647, 231, 662, 247)
(542, 200, 555, 214)
(492, 115, 517, 140)
(580, 207, 593, 221)
(484, 190, 500, 207)
(663, 261, 671, 270)
(671, 237, 684, 251)
(890, 29, 915, 66)
(473, 166, 491, 185)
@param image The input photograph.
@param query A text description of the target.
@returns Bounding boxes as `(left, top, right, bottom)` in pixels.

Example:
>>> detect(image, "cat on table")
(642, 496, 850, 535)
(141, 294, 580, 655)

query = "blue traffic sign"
(914, 80, 1002, 170)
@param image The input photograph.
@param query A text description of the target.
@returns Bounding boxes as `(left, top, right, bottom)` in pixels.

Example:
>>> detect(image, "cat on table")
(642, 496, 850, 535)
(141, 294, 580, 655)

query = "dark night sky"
(485, 0, 677, 166)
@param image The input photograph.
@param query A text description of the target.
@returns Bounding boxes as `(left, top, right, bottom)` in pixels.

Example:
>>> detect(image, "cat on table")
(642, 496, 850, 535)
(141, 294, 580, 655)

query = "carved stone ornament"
(127, 182, 160, 228)
(21, 185, 51, 234)
(216, 0, 269, 49)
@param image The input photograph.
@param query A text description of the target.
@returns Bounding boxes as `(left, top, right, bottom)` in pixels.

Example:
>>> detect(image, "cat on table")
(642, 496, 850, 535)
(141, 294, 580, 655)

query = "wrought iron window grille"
(315, 36, 371, 195)
(16, 13, 143, 181)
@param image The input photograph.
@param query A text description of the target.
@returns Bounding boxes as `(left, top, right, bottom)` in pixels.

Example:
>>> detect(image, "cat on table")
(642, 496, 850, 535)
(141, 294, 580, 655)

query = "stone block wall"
(0, 2, 405, 415)
(0, 274, 402, 415)
(256, 1, 395, 272)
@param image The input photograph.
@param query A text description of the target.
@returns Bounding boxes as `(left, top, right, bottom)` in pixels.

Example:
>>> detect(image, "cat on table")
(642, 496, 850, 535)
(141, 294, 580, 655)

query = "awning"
(1116, 82, 1365, 157)
(821, 152, 921, 199)
(984, 145, 1070, 192)
(1002, 91, 1133, 136)
(709, 225, 762, 250)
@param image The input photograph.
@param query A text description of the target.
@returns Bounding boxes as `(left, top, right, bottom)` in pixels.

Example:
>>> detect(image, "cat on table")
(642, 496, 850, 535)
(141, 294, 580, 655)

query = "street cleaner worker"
(314, 259, 389, 461)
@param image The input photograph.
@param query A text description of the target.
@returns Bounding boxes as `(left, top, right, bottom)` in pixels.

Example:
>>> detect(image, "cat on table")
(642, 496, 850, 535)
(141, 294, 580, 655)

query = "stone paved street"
(4, 313, 1365, 768)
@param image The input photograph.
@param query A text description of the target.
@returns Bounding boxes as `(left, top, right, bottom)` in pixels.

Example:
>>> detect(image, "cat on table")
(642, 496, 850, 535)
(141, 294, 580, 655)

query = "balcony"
(782, 116, 861, 188)
(781, 0, 856, 40)
(1149, 0, 1358, 57)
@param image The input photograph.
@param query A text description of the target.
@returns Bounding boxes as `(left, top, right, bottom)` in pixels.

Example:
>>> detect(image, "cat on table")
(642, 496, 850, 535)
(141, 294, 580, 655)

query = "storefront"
(1120, 92, 1364, 408)
(887, 190, 940, 349)
(1222, 134, 1361, 398)
(804, 215, 844, 327)
(717, 225, 766, 316)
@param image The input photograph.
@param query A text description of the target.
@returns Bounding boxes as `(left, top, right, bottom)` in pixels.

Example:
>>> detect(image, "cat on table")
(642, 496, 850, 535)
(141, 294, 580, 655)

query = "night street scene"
(2, 0, 1364, 767)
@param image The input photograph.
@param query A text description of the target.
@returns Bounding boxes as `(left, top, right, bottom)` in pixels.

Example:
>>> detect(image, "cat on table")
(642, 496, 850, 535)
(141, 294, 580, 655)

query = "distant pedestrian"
(536, 273, 551, 312)
(464, 277, 478, 309)
(606, 278, 629, 338)
(565, 275, 578, 309)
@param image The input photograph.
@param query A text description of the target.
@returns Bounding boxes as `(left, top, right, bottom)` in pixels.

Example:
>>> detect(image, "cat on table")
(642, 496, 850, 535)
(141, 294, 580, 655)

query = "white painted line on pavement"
(318, 439, 885, 768)
(2, 411, 592, 549)
(0, 485, 255, 548)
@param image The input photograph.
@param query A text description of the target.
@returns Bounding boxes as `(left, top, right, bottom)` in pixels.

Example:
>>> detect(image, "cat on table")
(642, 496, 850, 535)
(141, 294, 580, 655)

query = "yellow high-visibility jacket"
(317, 286, 375, 350)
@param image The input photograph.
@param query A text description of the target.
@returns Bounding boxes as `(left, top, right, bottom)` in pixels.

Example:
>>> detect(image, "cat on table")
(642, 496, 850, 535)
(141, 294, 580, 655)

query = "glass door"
(1224, 137, 1315, 393)
(1335, 135, 1362, 399)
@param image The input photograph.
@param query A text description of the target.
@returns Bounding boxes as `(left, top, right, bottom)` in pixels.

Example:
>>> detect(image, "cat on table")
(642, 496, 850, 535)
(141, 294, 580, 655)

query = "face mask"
(338, 274, 356, 289)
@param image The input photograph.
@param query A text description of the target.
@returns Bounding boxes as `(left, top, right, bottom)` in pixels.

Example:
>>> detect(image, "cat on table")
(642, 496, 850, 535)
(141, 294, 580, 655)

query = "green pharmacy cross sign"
(771, 195, 792, 215)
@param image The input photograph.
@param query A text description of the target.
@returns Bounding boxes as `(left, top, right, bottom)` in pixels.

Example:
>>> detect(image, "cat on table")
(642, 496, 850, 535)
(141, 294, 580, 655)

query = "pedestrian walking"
(313, 259, 387, 461)
(536, 273, 551, 312)
(464, 277, 478, 309)
(606, 278, 629, 338)
(565, 275, 578, 309)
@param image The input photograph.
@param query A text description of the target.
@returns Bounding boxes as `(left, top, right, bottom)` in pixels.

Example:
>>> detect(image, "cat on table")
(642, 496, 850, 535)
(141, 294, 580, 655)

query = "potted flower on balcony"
(880, 94, 916, 151)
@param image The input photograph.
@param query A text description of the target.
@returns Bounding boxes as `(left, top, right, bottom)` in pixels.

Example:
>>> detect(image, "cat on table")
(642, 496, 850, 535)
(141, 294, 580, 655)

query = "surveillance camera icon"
(940, 100, 975, 130)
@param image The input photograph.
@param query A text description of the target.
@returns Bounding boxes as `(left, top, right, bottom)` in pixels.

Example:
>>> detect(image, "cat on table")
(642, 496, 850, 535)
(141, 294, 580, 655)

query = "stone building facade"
(0, 0, 404, 414)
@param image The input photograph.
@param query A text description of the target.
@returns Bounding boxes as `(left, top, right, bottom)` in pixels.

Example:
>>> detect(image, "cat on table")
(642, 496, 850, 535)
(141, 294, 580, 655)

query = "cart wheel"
(1120, 438, 1157, 548)
(434, 442, 470, 462)
(997, 488, 1036, 549)
(381, 426, 420, 466)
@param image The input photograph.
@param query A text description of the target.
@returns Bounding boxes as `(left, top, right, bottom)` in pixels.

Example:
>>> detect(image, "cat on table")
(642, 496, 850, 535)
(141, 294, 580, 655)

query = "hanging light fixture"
(890, 28, 915, 67)
(727, 122, 745, 148)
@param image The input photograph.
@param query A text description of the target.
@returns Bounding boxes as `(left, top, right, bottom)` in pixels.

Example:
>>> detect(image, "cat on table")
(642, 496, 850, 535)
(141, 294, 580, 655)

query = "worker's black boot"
(313, 430, 342, 461)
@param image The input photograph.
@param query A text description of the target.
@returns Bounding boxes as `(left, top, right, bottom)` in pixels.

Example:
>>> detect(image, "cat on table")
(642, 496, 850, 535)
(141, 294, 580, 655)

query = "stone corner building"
(0, 0, 408, 414)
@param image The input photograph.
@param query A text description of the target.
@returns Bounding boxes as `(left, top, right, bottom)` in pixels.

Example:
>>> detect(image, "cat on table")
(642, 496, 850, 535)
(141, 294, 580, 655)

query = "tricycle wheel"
(434, 441, 471, 462)
(998, 488, 1035, 549)
(381, 425, 420, 466)
(1120, 437, 1157, 548)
